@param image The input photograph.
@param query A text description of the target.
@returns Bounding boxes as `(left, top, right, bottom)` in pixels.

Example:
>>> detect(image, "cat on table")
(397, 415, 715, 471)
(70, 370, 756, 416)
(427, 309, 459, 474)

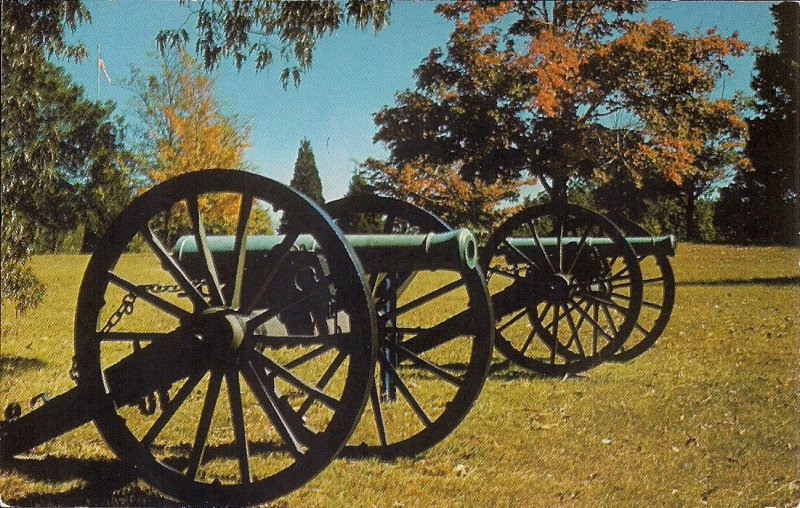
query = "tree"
(2, 0, 131, 313)
(370, 1, 748, 237)
(157, 1, 390, 86)
(290, 138, 324, 203)
(335, 170, 382, 233)
(362, 159, 531, 236)
(128, 49, 271, 239)
(716, 2, 799, 245)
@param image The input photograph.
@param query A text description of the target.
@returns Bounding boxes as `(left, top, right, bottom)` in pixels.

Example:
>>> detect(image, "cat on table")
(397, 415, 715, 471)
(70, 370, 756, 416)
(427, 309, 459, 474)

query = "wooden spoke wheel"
(73, 170, 377, 506)
(325, 195, 493, 458)
(482, 203, 643, 376)
(607, 213, 675, 362)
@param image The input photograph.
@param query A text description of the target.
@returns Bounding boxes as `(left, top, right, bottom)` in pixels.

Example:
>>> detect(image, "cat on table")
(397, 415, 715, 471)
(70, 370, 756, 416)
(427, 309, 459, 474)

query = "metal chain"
(69, 283, 192, 388)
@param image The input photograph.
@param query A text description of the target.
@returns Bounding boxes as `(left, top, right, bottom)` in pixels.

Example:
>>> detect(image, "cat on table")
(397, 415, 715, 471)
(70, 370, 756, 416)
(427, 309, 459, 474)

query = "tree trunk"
(51, 230, 59, 253)
(81, 227, 98, 254)
(685, 191, 697, 241)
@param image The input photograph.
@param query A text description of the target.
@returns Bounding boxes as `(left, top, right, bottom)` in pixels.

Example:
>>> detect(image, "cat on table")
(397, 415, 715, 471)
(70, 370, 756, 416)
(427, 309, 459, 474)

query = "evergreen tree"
(716, 2, 799, 245)
(290, 139, 324, 203)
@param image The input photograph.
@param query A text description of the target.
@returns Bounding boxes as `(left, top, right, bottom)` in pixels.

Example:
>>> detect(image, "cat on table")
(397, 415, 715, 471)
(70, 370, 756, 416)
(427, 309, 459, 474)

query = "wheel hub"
(193, 307, 247, 359)
(536, 273, 572, 306)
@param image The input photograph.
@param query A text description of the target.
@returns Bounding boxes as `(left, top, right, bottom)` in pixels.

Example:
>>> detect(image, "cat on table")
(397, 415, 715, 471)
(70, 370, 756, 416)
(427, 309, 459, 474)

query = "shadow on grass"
(0, 356, 47, 374)
(485, 360, 553, 381)
(678, 275, 800, 287)
(2, 455, 177, 506)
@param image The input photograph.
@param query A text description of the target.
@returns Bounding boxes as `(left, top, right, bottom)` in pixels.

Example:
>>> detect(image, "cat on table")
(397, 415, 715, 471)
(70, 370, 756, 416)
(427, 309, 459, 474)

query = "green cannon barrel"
(174, 228, 478, 274)
(503, 235, 675, 262)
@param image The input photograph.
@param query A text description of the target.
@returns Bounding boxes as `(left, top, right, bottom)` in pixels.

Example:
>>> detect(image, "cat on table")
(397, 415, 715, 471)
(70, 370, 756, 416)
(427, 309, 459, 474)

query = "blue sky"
(60, 1, 777, 201)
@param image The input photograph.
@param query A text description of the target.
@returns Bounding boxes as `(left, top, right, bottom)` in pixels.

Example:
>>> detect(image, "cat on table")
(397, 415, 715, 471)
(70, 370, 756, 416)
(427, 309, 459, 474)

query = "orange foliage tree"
(370, 1, 749, 229)
(362, 159, 532, 237)
(131, 50, 270, 238)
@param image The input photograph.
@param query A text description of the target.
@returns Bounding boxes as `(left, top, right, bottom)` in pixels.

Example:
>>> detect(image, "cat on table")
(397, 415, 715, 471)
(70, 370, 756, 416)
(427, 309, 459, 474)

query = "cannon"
(324, 195, 493, 458)
(173, 222, 494, 460)
(604, 212, 676, 363)
(1, 169, 676, 505)
(316, 195, 677, 376)
(321, 196, 676, 377)
(0, 170, 493, 505)
(480, 201, 678, 375)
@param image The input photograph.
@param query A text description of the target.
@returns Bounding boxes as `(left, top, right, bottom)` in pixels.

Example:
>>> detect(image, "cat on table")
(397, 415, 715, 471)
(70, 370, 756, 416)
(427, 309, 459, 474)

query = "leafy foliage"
(716, 2, 799, 245)
(128, 50, 270, 239)
(157, 0, 390, 87)
(370, 0, 748, 231)
(2, 0, 131, 313)
(362, 158, 531, 237)
(336, 171, 383, 233)
(290, 138, 324, 203)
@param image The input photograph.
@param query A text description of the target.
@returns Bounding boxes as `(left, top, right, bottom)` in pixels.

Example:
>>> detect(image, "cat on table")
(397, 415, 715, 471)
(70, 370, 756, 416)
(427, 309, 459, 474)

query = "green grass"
(1, 244, 798, 507)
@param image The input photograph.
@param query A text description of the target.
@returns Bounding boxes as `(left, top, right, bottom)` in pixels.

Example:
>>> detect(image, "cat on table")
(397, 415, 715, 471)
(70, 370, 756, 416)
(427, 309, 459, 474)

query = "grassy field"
(1, 243, 798, 507)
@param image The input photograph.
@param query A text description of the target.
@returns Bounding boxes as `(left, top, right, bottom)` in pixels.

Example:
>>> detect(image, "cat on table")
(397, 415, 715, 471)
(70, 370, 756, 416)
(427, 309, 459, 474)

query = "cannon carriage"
(1, 169, 675, 505)
(0, 170, 494, 505)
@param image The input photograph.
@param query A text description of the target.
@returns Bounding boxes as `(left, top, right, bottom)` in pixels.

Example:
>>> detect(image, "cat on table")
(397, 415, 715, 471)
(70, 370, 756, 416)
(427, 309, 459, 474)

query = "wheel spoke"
(563, 304, 585, 356)
(549, 305, 560, 364)
(226, 369, 250, 484)
(503, 238, 545, 272)
(566, 221, 594, 275)
(611, 291, 663, 310)
(107, 272, 190, 320)
(241, 361, 306, 459)
(381, 279, 464, 323)
(141, 372, 204, 446)
(593, 303, 600, 355)
(572, 299, 591, 335)
(498, 308, 528, 332)
(297, 350, 347, 418)
(99, 331, 176, 342)
(187, 195, 226, 306)
(541, 302, 566, 333)
(249, 351, 340, 410)
(186, 370, 223, 480)
(245, 230, 300, 314)
(139, 226, 207, 309)
(382, 339, 463, 387)
(379, 356, 431, 427)
(600, 303, 620, 336)
(634, 321, 652, 336)
(577, 292, 630, 314)
(612, 276, 664, 288)
(555, 210, 564, 273)
(231, 193, 253, 310)
(285, 344, 335, 369)
(527, 221, 555, 273)
(569, 297, 615, 343)
(519, 328, 537, 355)
(369, 383, 388, 447)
